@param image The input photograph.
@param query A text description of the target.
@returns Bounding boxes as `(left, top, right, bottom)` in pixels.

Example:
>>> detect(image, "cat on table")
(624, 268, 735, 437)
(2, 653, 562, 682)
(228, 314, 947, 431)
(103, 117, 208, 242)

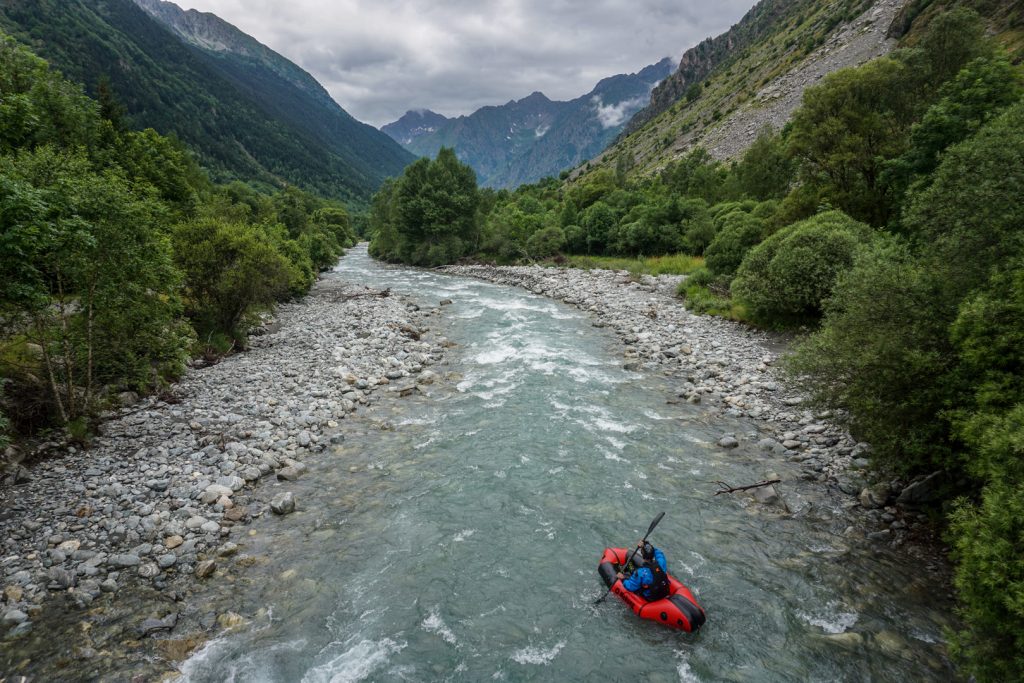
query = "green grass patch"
(677, 280, 748, 321)
(561, 253, 704, 276)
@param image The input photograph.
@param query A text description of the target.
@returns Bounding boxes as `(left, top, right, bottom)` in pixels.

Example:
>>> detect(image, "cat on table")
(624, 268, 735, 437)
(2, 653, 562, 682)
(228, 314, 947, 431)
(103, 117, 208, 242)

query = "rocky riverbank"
(0, 266, 451, 677)
(441, 263, 944, 540)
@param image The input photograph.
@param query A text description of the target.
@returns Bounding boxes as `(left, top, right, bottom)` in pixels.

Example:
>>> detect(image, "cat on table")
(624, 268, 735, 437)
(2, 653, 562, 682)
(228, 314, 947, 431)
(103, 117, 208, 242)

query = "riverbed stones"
(270, 492, 296, 515)
(140, 612, 177, 636)
(718, 435, 739, 449)
(0, 250, 446, 657)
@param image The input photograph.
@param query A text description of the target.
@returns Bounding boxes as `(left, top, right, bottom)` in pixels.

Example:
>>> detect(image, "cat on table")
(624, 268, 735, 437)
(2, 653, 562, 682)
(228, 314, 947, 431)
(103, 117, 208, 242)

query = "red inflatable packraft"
(597, 547, 706, 632)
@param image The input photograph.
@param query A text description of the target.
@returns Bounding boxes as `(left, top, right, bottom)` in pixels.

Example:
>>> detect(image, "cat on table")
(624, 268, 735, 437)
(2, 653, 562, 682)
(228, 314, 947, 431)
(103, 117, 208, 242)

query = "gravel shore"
(0, 271, 448, 651)
(441, 264, 937, 535)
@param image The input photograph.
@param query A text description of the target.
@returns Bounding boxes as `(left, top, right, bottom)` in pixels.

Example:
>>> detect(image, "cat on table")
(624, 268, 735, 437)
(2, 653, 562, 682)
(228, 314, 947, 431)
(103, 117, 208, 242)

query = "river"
(180, 247, 957, 682)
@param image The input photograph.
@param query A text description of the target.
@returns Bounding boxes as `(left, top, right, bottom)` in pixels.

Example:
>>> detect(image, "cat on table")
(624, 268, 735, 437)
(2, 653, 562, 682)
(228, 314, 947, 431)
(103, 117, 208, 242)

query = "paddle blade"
(645, 511, 666, 539)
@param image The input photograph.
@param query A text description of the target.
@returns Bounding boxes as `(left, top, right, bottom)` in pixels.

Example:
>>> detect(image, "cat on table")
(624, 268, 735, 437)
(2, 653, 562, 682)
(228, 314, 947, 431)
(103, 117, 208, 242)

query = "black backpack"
(641, 562, 671, 601)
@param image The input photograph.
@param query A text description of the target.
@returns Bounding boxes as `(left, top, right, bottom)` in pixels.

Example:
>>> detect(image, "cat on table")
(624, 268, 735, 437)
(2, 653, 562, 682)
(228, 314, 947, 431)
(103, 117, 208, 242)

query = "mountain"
(382, 58, 674, 189)
(584, 0, 1024, 182)
(381, 109, 451, 147)
(0, 0, 414, 203)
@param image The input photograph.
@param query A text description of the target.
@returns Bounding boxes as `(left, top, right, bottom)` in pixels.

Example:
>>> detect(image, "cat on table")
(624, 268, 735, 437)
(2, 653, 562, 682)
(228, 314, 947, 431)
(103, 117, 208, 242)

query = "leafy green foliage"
(946, 265, 1024, 681)
(369, 148, 480, 266)
(788, 8, 991, 226)
(704, 211, 765, 277)
(171, 219, 298, 343)
(0, 147, 189, 423)
(885, 53, 1022, 211)
(733, 128, 795, 200)
(787, 236, 954, 472)
(732, 210, 873, 324)
(0, 36, 352, 440)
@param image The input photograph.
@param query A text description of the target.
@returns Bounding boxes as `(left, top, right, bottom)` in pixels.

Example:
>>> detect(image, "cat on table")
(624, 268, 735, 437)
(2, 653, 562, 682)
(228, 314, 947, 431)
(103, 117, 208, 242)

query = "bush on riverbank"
(0, 36, 353, 441)
(732, 211, 874, 325)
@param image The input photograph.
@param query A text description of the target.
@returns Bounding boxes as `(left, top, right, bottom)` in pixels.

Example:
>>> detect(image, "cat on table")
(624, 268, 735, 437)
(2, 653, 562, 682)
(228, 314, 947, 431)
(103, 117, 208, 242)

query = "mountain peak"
(381, 109, 450, 146)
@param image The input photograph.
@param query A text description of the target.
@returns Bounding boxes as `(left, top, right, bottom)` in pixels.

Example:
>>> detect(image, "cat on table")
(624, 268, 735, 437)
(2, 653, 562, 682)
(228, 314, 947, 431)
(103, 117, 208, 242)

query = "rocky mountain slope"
(580, 0, 1023, 180)
(0, 0, 413, 203)
(382, 58, 673, 189)
(381, 109, 450, 147)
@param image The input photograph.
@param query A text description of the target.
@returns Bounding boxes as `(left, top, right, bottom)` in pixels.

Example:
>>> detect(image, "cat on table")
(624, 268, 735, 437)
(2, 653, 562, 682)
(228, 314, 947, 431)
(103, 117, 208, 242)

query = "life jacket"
(640, 561, 670, 601)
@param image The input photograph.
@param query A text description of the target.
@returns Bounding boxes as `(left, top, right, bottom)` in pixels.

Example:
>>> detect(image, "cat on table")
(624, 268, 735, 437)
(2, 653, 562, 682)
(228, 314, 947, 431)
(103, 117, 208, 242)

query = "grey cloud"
(180, 0, 756, 126)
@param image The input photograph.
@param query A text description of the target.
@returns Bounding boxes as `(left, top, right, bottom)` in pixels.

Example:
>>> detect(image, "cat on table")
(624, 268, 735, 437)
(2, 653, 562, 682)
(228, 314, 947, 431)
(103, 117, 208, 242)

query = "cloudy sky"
(178, 0, 757, 127)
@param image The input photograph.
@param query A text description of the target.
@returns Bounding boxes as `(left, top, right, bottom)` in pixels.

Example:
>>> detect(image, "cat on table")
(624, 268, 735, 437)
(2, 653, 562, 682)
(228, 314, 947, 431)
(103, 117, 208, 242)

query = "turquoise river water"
(180, 248, 957, 682)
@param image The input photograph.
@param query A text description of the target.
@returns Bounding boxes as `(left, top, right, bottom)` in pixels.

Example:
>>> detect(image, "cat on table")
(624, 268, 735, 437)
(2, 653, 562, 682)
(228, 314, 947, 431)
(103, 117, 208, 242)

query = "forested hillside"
(0, 36, 356, 449)
(0, 0, 413, 203)
(366, 7, 1024, 678)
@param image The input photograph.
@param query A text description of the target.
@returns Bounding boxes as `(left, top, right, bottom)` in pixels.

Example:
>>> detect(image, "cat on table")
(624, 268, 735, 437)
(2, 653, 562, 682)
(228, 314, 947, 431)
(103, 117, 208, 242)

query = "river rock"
(217, 612, 246, 629)
(224, 506, 248, 522)
(109, 554, 140, 569)
(2, 609, 28, 625)
(164, 535, 184, 549)
(718, 435, 739, 449)
(47, 567, 77, 589)
(194, 560, 217, 579)
(859, 484, 892, 510)
(140, 612, 177, 636)
(185, 516, 209, 530)
(138, 563, 160, 579)
(58, 539, 81, 553)
(271, 492, 296, 515)
(896, 471, 945, 508)
(205, 484, 234, 498)
(752, 484, 785, 510)
(157, 554, 177, 569)
(277, 466, 302, 481)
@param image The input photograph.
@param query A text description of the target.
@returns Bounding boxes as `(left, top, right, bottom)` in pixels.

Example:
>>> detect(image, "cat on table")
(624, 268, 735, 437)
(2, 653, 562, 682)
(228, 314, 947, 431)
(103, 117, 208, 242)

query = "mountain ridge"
(0, 0, 413, 203)
(382, 57, 674, 188)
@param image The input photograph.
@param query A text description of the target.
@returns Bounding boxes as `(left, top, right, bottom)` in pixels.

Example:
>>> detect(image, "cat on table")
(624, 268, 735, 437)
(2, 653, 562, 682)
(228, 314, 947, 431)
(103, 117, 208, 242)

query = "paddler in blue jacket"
(616, 541, 671, 601)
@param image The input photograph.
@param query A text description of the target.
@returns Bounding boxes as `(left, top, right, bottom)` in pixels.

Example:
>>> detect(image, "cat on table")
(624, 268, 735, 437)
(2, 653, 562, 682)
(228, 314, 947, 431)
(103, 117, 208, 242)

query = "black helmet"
(641, 542, 655, 560)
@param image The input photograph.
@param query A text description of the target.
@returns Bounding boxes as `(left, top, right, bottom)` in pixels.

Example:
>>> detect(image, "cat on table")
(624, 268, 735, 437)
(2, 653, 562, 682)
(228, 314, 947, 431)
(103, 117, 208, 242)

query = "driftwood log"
(334, 287, 391, 301)
(712, 479, 781, 496)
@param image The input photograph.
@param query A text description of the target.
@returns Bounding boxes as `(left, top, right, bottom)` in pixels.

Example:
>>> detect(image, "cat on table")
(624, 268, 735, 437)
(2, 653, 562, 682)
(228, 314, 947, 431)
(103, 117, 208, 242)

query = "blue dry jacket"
(622, 547, 667, 598)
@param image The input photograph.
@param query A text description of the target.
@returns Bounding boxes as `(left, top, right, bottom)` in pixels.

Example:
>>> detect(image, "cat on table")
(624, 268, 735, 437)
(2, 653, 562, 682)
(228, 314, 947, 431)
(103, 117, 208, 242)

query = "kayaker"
(616, 541, 671, 601)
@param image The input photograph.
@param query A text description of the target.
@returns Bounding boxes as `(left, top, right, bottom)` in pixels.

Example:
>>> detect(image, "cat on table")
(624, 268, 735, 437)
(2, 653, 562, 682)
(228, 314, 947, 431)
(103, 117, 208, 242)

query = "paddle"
(594, 511, 665, 605)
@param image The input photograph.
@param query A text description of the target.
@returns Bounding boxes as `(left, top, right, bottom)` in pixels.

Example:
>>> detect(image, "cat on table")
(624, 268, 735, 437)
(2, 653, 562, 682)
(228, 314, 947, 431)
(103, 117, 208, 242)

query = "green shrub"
(172, 218, 298, 346)
(679, 199, 715, 255)
(732, 210, 874, 324)
(786, 236, 955, 473)
(946, 264, 1024, 681)
(526, 225, 566, 259)
(704, 212, 765, 276)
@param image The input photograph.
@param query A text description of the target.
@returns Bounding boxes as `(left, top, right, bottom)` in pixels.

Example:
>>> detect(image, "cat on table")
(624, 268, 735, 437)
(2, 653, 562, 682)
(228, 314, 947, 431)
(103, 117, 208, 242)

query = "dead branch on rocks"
(712, 479, 781, 496)
(333, 287, 390, 301)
